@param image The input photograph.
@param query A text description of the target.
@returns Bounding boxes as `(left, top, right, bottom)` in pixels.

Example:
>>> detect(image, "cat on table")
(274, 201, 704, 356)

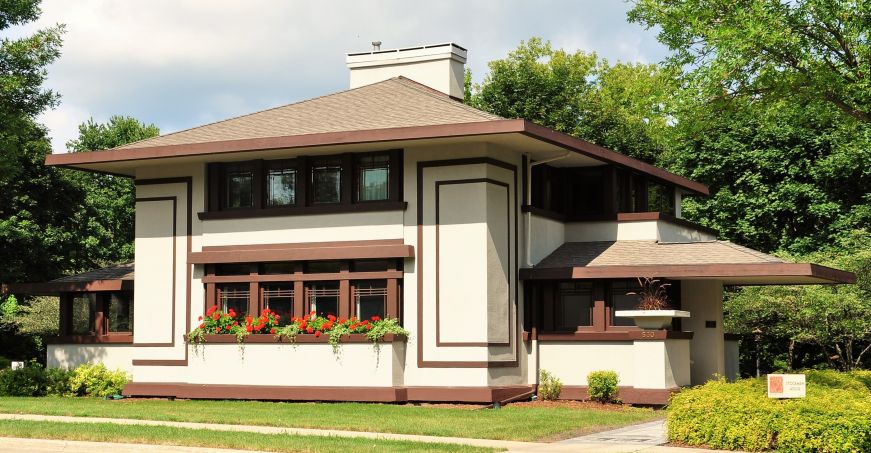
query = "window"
(107, 293, 134, 332)
(305, 261, 343, 274)
(262, 284, 294, 326)
(355, 280, 387, 320)
(610, 280, 641, 327)
(215, 264, 251, 276)
(648, 182, 675, 215)
(307, 281, 340, 317)
(261, 262, 295, 275)
(356, 154, 390, 201)
(351, 259, 395, 272)
(556, 282, 593, 331)
(311, 158, 342, 204)
(267, 166, 297, 206)
(218, 284, 249, 318)
(206, 151, 401, 216)
(70, 294, 96, 335)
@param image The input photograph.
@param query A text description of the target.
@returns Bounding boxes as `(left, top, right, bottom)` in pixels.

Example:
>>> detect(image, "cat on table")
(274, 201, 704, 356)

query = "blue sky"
(20, 0, 668, 152)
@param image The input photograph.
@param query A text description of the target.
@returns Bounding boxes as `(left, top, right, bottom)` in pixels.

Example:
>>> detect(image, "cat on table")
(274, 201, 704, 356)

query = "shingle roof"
(51, 262, 135, 283)
(116, 77, 502, 150)
(535, 241, 784, 269)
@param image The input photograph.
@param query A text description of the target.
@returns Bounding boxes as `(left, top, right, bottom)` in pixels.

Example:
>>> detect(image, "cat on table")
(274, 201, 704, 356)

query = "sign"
(767, 373, 806, 398)
(10, 361, 24, 370)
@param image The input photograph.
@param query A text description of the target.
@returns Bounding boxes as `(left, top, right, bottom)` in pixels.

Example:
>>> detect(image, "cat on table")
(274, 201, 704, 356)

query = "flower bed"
(186, 307, 408, 353)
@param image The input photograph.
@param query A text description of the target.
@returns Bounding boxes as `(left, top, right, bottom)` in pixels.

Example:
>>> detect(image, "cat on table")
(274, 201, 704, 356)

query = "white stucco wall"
(681, 280, 726, 384)
(47, 345, 136, 374)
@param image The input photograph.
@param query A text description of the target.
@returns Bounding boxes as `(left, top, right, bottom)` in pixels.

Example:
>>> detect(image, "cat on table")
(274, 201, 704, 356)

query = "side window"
(356, 154, 390, 201)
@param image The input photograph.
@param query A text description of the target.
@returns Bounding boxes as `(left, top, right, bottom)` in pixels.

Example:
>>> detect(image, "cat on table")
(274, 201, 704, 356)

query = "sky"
(15, 0, 669, 152)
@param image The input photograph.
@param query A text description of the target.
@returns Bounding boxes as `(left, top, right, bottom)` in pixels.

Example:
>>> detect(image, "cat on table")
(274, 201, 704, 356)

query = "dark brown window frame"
(57, 291, 134, 341)
(203, 260, 402, 322)
(203, 150, 404, 220)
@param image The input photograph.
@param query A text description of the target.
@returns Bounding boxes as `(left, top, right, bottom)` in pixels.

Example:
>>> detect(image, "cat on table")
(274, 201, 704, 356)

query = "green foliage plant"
(0, 361, 47, 396)
(668, 370, 871, 451)
(68, 363, 128, 397)
(587, 370, 620, 403)
(537, 369, 562, 401)
(44, 367, 73, 396)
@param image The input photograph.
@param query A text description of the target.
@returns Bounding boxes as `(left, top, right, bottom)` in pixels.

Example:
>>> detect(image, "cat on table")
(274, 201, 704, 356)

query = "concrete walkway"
(0, 414, 734, 453)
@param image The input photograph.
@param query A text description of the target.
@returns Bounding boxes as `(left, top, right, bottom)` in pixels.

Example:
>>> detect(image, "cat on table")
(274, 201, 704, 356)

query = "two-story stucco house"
(5, 43, 854, 404)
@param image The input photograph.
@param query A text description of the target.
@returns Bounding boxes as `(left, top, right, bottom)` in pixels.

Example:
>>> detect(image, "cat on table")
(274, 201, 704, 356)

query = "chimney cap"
(371, 41, 381, 51)
(347, 42, 466, 57)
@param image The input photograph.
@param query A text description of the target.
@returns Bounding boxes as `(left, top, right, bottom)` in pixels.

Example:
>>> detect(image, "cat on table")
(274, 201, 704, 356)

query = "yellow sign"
(767, 374, 806, 398)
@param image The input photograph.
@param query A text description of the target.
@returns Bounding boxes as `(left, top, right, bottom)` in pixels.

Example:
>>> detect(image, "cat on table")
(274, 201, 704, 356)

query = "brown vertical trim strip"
(386, 278, 398, 318)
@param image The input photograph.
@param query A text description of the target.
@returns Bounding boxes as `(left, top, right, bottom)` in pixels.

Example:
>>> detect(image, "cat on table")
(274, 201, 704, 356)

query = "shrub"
(0, 361, 47, 396)
(44, 367, 74, 396)
(69, 363, 129, 397)
(668, 370, 871, 452)
(0, 356, 11, 369)
(587, 370, 619, 403)
(538, 369, 562, 401)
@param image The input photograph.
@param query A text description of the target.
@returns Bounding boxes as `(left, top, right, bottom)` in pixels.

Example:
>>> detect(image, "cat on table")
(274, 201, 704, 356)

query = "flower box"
(614, 310, 691, 330)
(191, 333, 407, 344)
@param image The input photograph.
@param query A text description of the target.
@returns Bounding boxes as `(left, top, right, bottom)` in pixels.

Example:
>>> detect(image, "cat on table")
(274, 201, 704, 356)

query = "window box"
(613, 310, 691, 330)
(191, 333, 407, 344)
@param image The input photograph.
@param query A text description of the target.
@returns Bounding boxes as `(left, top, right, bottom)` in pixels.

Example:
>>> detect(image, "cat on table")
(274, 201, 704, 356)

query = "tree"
(468, 38, 678, 163)
(63, 116, 159, 267)
(629, 0, 871, 124)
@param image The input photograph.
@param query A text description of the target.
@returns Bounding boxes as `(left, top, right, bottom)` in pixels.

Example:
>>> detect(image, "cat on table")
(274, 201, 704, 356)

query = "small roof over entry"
(1, 262, 134, 296)
(520, 241, 855, 285)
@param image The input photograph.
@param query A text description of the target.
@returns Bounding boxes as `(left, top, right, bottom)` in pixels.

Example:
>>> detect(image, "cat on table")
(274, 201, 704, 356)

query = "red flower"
(314, 331, 321, 337)
(197, 315, 203, 321)
(225, 325, 231, 331)
(366, 324, 373, 330)
(300, 320, 308, 329)
(270, 328, 276, 334)
(233, 321, 239, 326)
(305, 327, 313, 334)
(212, 312, 220, 321)
(206, 306, 218, 315)
(371, 316, 381, 322)
(327, 314, 337, 322)
(339, 317, 347, 324)
(228, 309, 236, 318)
(245, 325, 253, 332)
(198, 323, 205, 329)
(275, 315, 281, 321)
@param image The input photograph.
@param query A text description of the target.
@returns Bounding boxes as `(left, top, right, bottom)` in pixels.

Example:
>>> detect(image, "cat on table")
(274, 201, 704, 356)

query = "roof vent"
(346, 42, 467, 99)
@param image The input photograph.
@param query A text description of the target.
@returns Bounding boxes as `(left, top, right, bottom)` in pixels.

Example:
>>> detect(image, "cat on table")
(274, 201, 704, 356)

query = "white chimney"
(346, 43, 467, 99)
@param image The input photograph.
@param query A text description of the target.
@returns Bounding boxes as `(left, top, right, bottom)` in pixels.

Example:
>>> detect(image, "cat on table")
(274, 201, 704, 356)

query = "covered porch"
(520, 240, 855, 404)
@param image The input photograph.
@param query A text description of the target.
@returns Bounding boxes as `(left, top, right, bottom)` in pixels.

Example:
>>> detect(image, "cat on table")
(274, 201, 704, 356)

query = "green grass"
(0, 420, 495, 453)
(0, 397, 660, 441)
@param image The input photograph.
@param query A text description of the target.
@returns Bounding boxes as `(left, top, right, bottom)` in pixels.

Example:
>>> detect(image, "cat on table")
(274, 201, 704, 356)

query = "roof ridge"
(115, 78, 437, 150)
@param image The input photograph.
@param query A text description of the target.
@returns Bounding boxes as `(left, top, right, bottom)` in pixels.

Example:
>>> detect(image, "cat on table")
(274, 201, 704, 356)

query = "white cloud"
(19, 0, 668, 152)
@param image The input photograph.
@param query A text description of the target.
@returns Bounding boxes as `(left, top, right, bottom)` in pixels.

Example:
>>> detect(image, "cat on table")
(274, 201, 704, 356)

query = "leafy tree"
(63, 116, 159, 266)
(468, 38, 678, 163)
(629, 0, 871, 123)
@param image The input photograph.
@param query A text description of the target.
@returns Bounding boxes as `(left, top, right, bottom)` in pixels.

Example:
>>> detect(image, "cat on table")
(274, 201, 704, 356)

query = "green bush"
(69, 363, 129, 397)
(0, 361, 47, 396)
(44, 367, 74, 396)
(587, 370, 619, 403)
(538, 369, 563, 401)
(668, 370, 871, 452)
(0, 356, 11, 369)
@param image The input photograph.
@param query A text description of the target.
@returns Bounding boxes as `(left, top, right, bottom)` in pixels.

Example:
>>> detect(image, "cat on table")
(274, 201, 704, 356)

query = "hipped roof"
(1, 262, 134, 295)
(521, 241, 855, 285)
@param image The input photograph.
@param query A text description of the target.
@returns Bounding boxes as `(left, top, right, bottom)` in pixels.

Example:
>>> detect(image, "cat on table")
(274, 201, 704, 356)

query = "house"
(4, 43, 855, 405)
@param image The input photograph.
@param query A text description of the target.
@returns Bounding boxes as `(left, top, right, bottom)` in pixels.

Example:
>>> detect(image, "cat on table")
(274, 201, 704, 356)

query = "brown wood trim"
(130, 177, 193, 366)
(47, 119, 707, 195)
(536, 330, 693, 341)
(197, 201, 408, 220)
(192, 333, 406, 344)
(202, 271, 403, 283)
(520, 263, 856, 284)
(416, 158, 521, 368)
(2, 279, 133, 295)
(559, 385, 678, 405)
(123, 382, 534, 403)
(434, 178, 511, 347)
(190, 243, 414, 264)
(46, 334, 134, 344)
(202, 239, 404, 251)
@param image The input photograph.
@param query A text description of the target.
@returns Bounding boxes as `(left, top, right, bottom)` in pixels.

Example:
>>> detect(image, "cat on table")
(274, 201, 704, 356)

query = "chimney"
(346, 42, 467, 99)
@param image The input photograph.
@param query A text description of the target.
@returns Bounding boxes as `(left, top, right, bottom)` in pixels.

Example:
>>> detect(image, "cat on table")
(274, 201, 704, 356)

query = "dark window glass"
(218, 284, 249, 318)
(267, 167, 296, 206)
(356, 155, 389, 201)
(70, 294, 96, 335)
(305, 261, 343, 274)
(351, 259, 394, 272)
(215, 264, 251, 276)
(307, 281, 339, 317)
(225, 170, 254, 208)
(610, 280, 641, 327)
(311, 158, 342, 204)
(355, 280, 386, 320)
(556, 282, 593, 330)
(261, 262, 295, 275)
(263, 284, 294, 326)
(107, 293, 134, 332)
(568, 168, 604, 215)
(648, 183, 675, 215)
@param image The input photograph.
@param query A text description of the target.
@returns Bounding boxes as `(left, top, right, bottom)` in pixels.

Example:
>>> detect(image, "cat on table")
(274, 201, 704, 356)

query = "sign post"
(767, 374, 806, 398)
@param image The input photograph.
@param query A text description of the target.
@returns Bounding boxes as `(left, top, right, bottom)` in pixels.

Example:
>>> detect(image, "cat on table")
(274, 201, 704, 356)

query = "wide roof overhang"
(44, 119, 709, 196)
(519, 262, 856, 285)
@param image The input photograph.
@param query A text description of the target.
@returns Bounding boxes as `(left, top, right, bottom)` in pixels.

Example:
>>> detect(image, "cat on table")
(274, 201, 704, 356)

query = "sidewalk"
(0, 413, 734, 453)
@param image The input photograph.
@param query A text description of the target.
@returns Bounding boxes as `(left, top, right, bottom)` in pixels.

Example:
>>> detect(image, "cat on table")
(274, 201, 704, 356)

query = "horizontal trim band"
(2, 280, 133, 296)
(201, 270, 403, 283)
(198, 201, 408, 220)
(46, 334, 134, 344)
(190, 244, 414, 264)
(534, 330, 693, 341)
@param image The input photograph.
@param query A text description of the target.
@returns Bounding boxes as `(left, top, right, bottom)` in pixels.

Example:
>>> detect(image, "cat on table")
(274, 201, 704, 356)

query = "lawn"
(0, 419, 496, 453)
(0, 397, 660, 441)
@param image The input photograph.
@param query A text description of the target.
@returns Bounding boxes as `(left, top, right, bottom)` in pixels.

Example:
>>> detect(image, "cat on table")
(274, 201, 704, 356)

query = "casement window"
(609, 280, 642, 327)
(59, 291, 134, 337)
(205, 150, 402, 217)
(555, 282, 593, 331)
(647, 182, 675, 215)
(202, 260, 402, 323)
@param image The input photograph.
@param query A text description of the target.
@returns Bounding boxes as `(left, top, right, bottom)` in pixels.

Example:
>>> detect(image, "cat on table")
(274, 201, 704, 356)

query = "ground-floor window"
(202, 259, 402, 322)
(60, 291, 134, 337)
